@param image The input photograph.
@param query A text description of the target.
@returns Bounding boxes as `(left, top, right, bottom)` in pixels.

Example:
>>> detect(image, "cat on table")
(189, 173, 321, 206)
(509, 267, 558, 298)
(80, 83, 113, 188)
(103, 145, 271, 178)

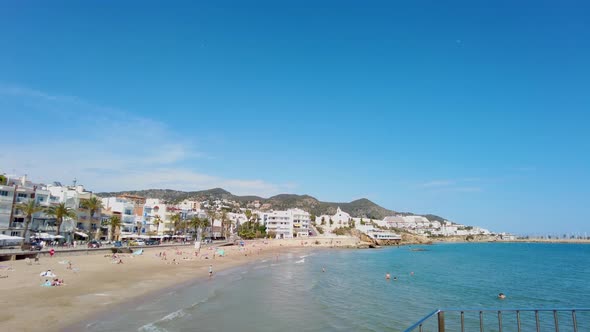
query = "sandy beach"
(0, 237, 360, 332)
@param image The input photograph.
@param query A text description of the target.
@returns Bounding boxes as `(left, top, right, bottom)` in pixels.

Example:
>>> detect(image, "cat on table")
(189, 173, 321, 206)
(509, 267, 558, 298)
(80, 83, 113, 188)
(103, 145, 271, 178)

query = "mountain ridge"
(96, 188, 445, 221)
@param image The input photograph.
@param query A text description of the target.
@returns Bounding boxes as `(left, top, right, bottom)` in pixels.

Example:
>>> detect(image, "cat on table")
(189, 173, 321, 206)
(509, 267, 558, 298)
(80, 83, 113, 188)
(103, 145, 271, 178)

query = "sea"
(82, 243, 590, 332)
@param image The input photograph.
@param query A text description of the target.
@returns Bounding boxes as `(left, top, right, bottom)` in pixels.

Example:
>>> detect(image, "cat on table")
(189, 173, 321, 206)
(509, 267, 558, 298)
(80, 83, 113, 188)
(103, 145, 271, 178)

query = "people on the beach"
(498, 293, 506, 299)
(40, 270, 55, 278)
(208, 265, 213, 278)
(49, 248, 55, 258)
(322, 267, 326, 272)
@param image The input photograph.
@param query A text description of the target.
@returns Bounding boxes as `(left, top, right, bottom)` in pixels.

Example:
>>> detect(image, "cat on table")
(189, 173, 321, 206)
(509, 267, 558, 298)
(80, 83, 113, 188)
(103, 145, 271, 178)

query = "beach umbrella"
(53, 235, 65, 239)
(121, 234, 139, 239)
(0, 234, 24, 240)
(35, 233, 54, 239)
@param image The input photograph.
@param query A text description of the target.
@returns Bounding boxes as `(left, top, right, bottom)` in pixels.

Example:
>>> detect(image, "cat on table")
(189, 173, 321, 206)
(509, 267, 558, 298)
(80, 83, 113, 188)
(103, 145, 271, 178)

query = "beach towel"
(216, 249, 225, 257)
(133, 249, 144, 256)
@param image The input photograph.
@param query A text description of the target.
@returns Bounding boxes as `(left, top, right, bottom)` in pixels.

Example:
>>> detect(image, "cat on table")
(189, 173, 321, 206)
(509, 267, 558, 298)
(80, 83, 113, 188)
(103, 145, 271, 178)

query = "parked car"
(130, 240, 146, 246)
(87, 240, 101, 248)
(27, 242, 43, 251)
(113, 241, 123, 247)
(145, 239, 160, 246)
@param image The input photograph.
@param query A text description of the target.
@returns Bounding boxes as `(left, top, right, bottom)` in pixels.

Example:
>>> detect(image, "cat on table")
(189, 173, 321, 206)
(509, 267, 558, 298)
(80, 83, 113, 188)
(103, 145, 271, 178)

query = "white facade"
(102, 197, 139, 233)
(177, 199, 201, 211)
(0, 184, 18, 235)
(264, 210, 292, 238)
(259, 208, 312, 239)
(317, 207, 353, 231)
(143, 199, 173, 234)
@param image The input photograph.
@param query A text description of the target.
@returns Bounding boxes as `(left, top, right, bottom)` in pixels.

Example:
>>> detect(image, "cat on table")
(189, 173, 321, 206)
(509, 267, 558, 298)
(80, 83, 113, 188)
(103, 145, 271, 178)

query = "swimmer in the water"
(385, 273, 391, 280)
(498, 293, 506, 299)
(393, 276, 397, 281)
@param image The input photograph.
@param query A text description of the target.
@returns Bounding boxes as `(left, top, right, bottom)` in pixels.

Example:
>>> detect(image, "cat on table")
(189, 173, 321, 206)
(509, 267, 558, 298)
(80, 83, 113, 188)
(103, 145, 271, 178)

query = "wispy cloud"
(419, 180, 455, 188)
(417, 178, 483, 193)
(0, 84, 292, 197)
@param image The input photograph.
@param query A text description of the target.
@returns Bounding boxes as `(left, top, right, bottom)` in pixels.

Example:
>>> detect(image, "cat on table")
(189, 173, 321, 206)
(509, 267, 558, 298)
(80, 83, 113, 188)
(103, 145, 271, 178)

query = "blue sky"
(1, 1, 589, 234)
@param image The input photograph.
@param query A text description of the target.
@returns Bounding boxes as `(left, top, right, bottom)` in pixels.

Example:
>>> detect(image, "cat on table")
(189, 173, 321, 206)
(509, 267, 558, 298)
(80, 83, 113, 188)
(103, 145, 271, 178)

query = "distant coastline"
(429, 236, 590, 245)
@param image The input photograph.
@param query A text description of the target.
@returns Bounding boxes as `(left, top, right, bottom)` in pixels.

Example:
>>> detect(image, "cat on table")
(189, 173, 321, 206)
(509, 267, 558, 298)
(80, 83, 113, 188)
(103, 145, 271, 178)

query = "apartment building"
(102, 197, 141, 235)
(259, 208, 312, 239)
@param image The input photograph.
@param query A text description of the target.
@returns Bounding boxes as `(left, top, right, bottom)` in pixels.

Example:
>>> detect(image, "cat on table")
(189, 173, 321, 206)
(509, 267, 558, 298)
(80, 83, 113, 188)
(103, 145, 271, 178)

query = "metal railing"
(404, 308, 590, 332)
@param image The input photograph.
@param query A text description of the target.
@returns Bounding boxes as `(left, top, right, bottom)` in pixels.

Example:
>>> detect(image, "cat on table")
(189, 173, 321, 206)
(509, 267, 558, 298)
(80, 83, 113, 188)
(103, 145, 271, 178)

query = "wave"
(138, 308, 186, 332)
(295, 258, 305, 264)
(138, 288, 222, 332)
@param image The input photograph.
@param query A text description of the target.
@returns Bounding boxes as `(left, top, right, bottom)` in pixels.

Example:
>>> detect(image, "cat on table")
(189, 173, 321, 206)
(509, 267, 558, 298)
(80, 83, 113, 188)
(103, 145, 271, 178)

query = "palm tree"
(186, 217, 204, 239)
(107, 215, 122, 241)
(221, 211, 231, 240)
(15, 200, 44, 248)
(136, 220, 143, 236)
(189, 216, 200, 235)
(170, 213, 181, 235)
(152, 215, 162, 234)
(45, 203, 77, 236)
(80, 196, 103, 239)
(207, 210, 217, 238)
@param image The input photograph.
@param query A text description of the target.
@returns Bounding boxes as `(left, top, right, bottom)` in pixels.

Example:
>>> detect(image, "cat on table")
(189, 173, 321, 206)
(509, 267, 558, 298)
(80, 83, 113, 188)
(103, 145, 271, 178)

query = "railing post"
(460, 311, 465, 332)
(480, 311, 484, 332)
(572, 310, 578, 332)
(554, 310, 559, 332)
(498, 310, 503, 332)
(437, 311, 445, 332)
(535, 310, 540, 332)
(516, 310, 521, 332)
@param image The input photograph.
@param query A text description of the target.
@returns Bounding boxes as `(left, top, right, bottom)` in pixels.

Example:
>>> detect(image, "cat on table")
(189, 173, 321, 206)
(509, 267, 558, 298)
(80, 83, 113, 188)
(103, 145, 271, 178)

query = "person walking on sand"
(49, 248, 55, 258)
(208, 265, 213, 279)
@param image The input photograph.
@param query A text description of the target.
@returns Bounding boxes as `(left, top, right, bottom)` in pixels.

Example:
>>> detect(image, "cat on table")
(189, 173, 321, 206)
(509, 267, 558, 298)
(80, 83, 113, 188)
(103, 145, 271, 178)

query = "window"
(0, 191, 9, 197)
(17, 193, 28, 198)
(125, 209, 132, 215)
(11, 231, 20, 237)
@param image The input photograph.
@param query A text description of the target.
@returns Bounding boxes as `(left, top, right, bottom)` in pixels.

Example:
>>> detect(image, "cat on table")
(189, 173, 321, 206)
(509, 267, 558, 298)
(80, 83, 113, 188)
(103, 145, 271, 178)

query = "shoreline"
(2, 237, 587, 331)
(65, 246, 313, 332)
(0, 237, 358, 332)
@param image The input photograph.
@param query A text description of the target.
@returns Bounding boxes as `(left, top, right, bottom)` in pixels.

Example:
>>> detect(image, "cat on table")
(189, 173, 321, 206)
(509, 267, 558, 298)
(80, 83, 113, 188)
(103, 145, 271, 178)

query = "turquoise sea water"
(82, 243, 590, 331)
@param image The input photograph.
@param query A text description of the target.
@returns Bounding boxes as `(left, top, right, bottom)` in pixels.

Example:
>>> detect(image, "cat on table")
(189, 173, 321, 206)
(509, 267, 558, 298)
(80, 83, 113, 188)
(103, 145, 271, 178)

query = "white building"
(258, 208, 312, 239)
(317, 207, 353, 231)
(143, 199, 175, 235)
(177, 199, 201, 211)
(102, 197, 140, 234)
(264, 210, 293, 239)
(0, 183, 16, 235)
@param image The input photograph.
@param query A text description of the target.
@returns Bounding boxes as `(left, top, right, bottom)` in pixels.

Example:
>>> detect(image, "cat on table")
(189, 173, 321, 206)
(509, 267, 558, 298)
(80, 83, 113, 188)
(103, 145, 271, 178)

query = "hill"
(96, 188, 444, 221)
